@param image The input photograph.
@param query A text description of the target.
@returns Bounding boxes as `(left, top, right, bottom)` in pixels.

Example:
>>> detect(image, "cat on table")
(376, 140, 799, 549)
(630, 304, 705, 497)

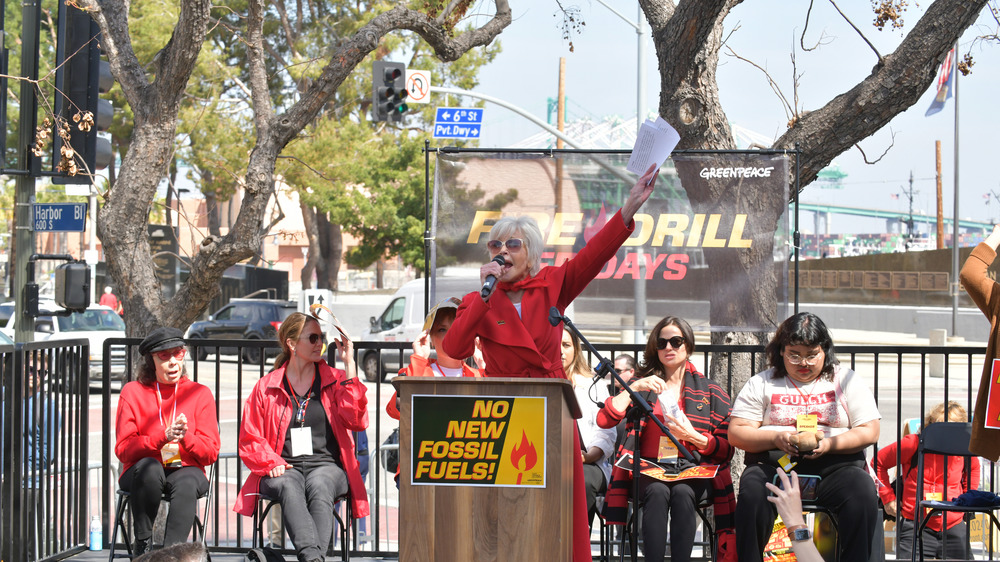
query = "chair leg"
(108, 493, 132, 562)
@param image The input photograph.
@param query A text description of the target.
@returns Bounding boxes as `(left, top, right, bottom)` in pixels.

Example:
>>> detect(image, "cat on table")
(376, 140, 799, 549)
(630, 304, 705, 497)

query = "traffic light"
(372, 61, 408, 123)
(53, 1, 113, 184)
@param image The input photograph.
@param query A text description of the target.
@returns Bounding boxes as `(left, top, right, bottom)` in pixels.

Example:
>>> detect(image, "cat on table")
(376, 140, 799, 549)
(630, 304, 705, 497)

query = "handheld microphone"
(548, 307, 564, 327)
(480, 255, 508, 302)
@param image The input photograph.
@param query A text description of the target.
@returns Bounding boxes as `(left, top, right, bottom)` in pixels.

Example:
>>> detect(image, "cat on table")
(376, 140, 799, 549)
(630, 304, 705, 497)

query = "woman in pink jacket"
(234, 312, 369, 562)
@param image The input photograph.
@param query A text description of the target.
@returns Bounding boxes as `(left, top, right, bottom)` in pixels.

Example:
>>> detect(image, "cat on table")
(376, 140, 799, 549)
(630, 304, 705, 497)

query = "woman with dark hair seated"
(729, 312, 880, 562)
(115, 327, 220, 555)
(234, 312, 369, 562)
(597, 316, 735, 562)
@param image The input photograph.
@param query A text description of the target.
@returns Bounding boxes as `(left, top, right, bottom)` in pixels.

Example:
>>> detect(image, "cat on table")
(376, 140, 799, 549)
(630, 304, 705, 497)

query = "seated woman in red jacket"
(386, 297, 482, 421)
(234, 312, 369, 562)
(872, 401, 979, 560)
(597, 316, 734, 562)
(115, 327, 220, 556)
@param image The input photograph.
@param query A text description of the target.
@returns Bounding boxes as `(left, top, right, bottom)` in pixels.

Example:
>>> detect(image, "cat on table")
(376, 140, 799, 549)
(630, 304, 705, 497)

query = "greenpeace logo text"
(699, 166, 775, 179)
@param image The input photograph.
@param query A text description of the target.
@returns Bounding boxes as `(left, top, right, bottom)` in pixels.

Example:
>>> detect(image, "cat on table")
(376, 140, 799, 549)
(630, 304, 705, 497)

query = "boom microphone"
(480, 255, 508, 302)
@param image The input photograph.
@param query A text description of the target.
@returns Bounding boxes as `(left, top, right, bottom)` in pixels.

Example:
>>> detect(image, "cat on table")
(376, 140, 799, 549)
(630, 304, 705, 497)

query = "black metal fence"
(0, 339, 91, 562)
(3, 337, 998, 560)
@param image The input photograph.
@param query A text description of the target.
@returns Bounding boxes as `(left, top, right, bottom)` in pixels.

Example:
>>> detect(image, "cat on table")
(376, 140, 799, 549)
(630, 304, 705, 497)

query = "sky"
(451, 1, 1000, 235)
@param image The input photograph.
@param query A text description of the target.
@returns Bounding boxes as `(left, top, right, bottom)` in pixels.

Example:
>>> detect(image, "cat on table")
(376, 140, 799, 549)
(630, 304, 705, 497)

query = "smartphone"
(772, 473, 821, 502)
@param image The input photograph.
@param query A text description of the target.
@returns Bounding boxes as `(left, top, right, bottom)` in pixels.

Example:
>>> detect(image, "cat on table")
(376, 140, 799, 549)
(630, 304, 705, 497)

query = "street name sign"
(433, 107, 484, 139)
(32, 203, 88, 232)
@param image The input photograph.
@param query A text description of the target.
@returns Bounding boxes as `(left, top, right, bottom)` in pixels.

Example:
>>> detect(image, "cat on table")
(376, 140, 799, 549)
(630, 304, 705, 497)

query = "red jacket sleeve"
(441, 293, 485, 361)
(554, 210, 634, 309)
(238, 378, 288, 476)
(114, 382, 168, 466)
(331, 377, 368, 432)
(178, 382, 220, 467)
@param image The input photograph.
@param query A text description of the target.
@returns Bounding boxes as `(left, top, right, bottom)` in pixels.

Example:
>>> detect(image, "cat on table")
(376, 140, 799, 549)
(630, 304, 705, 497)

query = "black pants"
(119, 457, 208, 546)
(895, 517, 971, 560)
(583, 463, 607, 528)
(639, 476, 711, 562)
(260, 463, 349, 562)
(735, 463, 877, 562)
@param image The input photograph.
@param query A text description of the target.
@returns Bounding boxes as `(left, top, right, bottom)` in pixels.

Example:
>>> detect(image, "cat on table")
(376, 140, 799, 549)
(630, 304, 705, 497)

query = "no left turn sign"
(406, 70, 431, 104)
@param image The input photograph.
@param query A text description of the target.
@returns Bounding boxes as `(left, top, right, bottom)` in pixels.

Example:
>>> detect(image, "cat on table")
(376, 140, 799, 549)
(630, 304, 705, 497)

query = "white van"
(358, 272, 480, 381)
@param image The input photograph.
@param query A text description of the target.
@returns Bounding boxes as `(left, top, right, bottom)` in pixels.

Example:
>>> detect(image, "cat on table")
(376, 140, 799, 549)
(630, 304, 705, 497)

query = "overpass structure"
(799, 201, 992, 233)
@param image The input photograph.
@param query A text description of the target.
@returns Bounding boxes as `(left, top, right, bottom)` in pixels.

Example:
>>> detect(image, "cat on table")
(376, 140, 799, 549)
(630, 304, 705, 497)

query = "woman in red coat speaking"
(442, 163, 661, 562)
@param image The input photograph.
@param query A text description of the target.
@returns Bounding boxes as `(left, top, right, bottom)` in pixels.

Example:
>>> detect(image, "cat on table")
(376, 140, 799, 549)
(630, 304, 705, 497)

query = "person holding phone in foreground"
(766, 470, 824, 562)
(443, 163, 661, 562)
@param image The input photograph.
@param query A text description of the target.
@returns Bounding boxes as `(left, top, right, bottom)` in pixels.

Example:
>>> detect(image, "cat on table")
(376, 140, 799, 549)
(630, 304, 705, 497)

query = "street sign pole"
(13, 0, 41, 344)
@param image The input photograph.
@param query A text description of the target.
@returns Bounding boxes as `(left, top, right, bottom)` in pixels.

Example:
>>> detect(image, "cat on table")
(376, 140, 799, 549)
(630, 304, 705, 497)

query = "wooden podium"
(394, 377, 581, 562)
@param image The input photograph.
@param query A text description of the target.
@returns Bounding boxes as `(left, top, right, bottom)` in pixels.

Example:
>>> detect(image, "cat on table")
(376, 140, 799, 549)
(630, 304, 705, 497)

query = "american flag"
(926, 48, 955, 117)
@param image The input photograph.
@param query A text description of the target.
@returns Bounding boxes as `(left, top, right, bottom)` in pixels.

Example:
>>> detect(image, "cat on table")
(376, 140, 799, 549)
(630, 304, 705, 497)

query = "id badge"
(290, 427, 314, 457)
(657, 435, 679, 463)
(925, 492, 943, 502)
(160, 442, 181, 468)
(796, 414, 818, 433)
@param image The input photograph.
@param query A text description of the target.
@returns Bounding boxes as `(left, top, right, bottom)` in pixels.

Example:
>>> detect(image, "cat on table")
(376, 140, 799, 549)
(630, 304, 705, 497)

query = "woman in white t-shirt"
(561, 328, 616, 529)
(729, 312, 880, 562)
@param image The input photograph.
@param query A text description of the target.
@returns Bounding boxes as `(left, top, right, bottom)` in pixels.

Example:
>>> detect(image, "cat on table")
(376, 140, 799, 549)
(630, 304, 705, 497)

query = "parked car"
(358, 274, 480, 382)
(1, 301, 128, 382)
(185, 298, 297, 364)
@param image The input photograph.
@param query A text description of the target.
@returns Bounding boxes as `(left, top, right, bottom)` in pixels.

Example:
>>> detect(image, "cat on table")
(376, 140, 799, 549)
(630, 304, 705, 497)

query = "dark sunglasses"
(656, 336, 686, 350)
(487, 238, 523, 252)
(303, 333, 326, 345)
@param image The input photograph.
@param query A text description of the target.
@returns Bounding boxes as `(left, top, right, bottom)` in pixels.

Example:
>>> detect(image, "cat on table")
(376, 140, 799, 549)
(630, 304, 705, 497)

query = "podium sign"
(411, 395, 546, 486)
(396, 377, 579, 561)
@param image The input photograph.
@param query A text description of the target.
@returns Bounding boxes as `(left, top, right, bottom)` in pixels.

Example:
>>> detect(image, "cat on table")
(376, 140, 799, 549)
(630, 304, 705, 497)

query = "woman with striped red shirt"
(597, 316, 735, 562)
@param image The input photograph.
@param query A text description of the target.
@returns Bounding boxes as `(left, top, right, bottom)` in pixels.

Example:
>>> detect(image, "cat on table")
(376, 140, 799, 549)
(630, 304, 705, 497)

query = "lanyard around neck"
(156, 382, 178, 429)
(284, 372, 315, 427)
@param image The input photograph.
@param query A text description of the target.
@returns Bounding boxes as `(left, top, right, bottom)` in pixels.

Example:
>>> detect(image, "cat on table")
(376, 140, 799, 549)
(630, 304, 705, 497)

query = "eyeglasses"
(656, 336, 686, 350)
(784, 351, 822, 366)
(302, 333, 325, 345)
(486, 238, 523, 252)
(154, 348, 186, 362)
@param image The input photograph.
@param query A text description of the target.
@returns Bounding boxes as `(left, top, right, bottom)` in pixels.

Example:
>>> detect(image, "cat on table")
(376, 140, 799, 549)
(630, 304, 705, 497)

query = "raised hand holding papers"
(626, 116, 680, 176)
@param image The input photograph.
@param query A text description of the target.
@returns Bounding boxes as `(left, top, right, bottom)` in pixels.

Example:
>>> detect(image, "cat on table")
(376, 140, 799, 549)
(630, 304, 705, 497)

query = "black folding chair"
(108, 463, 214, 561)
(910, 422, 1000, 562)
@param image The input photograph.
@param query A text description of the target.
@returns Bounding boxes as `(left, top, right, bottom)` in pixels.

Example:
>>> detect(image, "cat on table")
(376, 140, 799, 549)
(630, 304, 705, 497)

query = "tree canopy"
(69, 0, 511, 335)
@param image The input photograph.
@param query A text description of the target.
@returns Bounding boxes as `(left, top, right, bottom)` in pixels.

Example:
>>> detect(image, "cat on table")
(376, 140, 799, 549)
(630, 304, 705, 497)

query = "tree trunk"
(300, 202, 319, 289)
(326, 222, 342, 291)
(316, 213, 331, 289)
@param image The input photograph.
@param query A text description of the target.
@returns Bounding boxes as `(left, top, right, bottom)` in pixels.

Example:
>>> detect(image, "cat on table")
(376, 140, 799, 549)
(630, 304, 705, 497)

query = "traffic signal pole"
(13, 0, 41, 344)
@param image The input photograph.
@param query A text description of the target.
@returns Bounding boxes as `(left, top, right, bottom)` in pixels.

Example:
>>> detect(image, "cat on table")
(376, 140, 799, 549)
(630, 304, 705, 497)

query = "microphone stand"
(549, 307, 696, 562)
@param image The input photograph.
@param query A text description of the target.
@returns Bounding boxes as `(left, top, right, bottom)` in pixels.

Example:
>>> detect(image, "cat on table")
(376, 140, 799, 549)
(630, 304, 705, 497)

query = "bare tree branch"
(855, 129, 897, 164)
(828, 0, 882, 61)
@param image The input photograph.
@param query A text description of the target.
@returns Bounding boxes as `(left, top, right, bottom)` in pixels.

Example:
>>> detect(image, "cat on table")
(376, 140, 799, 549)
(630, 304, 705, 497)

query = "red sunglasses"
(154, 348, 187, 362)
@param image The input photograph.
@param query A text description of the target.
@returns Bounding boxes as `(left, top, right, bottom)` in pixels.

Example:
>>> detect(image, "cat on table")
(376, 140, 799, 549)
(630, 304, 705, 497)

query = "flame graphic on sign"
(583, 204, 609, 243)
(509, 430, 538, 471)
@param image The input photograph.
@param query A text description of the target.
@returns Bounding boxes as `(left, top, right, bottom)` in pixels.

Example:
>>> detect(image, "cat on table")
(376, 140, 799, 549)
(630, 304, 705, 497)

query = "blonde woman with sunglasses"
(234, 312, 369, 562)
(114, 327, 220, 555)
(597, 316, 735, 562)
(442, 163, 661, 562)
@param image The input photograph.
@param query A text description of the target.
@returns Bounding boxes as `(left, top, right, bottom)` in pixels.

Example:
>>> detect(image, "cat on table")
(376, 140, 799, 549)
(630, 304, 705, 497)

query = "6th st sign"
(433, 107, 484, 139)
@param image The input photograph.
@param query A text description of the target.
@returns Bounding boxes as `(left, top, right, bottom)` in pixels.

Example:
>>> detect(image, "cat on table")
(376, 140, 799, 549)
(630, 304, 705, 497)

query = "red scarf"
(496, 275, 547, 292)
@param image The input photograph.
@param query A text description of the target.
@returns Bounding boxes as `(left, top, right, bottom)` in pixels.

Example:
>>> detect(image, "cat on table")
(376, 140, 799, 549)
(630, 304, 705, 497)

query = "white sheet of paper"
(626, 117, 680, 175)
(289, 426, 313, 457)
